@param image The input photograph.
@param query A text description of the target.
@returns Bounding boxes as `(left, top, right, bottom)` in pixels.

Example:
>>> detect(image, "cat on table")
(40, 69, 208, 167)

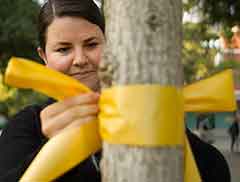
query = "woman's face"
(38, 16, 105, 91)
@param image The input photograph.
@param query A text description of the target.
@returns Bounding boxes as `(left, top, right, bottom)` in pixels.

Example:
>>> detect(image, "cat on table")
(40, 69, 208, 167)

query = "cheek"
(92, 47, 103, 65)
(46, 54, 73, 73)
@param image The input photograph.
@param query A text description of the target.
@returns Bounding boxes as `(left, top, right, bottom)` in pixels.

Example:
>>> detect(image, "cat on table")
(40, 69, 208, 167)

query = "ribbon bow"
(5, 57, 236, 182)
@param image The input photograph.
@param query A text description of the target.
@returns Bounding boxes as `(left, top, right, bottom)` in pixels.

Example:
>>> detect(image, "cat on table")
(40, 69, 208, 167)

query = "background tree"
(100, 0, 183, 181)
(184, 0, 240, 27)
(0, 0, 46, 119)
(0, 0, 41, 70)
(182, 0, 240, 84)
(183, 22, 217, 83)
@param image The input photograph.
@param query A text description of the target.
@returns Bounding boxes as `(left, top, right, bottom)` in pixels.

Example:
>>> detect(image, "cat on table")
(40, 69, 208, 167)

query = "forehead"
(46, 16, 103, 43)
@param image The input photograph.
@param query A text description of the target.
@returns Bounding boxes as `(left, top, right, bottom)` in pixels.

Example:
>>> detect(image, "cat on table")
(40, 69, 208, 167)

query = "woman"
(0, 0, 231, 181)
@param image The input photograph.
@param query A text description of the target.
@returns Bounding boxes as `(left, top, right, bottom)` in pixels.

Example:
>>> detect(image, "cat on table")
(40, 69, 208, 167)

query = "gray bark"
(99, 0, 184, 181)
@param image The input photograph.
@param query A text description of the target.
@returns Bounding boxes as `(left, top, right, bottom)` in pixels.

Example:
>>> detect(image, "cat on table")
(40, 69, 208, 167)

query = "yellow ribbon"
(99, 86, 184, 146)
(184, 69, 236, 112)
(4, 57, 236, 182)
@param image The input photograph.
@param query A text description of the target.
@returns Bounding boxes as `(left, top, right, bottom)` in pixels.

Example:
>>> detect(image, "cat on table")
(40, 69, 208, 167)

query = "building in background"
(216, 25, 240, 106)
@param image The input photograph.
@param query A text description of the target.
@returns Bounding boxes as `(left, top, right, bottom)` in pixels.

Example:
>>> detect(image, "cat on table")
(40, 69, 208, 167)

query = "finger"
(54, 104, 99, 125)
(42, 93, 99, 118)
(52, 116, 97, 137)
(42, 104, 98, 137)
(65, 116, 97, 130)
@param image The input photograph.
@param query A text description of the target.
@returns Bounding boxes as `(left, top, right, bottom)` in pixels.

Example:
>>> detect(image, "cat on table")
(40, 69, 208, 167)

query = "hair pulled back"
(38, 0, 105, 50)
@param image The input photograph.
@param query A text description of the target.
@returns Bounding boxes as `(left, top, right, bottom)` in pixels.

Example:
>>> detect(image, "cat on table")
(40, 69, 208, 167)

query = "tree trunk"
(99, 0, 183, 181)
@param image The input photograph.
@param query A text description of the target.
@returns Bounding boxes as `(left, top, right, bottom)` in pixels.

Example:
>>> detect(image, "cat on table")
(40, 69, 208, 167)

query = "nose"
(73, 47, 88, 66)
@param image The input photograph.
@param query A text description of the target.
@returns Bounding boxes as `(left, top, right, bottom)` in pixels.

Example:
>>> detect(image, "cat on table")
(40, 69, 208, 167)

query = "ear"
(37, 47, 48, 65)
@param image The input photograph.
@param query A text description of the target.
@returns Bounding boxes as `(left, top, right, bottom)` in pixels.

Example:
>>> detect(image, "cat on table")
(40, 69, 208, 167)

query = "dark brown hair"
(38, 0, 105, 50)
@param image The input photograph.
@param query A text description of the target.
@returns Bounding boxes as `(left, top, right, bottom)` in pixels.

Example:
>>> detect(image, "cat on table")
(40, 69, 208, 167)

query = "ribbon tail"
(184, 135, 202, 182)
(4, 57, 102, 181)
(4, 57, 91, 100)
(20, 120, 101, 182)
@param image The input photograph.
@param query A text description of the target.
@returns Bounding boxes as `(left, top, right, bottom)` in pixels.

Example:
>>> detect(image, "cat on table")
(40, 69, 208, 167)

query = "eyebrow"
(56, 42, 72, 46)
(55, 37, 101, 46)
(84, 37, 101, 42)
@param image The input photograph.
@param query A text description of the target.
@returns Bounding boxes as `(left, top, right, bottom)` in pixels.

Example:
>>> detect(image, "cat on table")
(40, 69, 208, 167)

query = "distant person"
(196, 113, 215, 130)
(228, 112, 240, 152)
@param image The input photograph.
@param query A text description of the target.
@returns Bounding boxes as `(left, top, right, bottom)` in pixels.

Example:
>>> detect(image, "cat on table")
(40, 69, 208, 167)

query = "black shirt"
(0, 104, 231, 182)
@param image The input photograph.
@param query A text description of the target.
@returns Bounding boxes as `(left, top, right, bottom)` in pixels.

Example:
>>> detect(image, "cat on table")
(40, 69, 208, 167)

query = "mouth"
(69, 70, 98, 80)
(69, 70, 97, 76)
(69, 72, 100, 91)
(69, 71, 99, 82)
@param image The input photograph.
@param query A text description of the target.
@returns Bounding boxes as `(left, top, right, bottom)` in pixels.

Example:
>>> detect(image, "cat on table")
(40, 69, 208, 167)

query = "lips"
(70, 71, 97, 79)
(69, 70, 96, 76)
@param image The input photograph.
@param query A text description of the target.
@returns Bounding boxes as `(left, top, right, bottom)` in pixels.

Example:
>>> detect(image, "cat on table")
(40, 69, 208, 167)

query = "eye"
(86, 42, 99, 49)
(56, 47, 70, 53)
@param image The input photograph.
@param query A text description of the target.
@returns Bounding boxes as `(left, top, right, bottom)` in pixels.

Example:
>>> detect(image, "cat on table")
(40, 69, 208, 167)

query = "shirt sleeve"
(0, 105, 47, 181)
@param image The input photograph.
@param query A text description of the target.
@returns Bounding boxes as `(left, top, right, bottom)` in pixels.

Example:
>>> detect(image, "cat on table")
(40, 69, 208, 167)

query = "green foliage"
(0, 0, 48, 118)
(211, 60, 240, 74)
(221, 27, 233, 40)
(1, 89, 47, 117)
(200, 0, 240, 27)
(183, 0, 199, 11)
(185, 0, 240, 27)
(183, 22, 217, 83)
(182, 0, 240, 84)
(0, 0, 41, 72)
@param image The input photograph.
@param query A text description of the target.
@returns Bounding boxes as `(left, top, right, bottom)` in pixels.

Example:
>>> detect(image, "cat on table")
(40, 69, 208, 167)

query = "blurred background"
(0, 0, 46, 126)
(0, 0, 240, 181)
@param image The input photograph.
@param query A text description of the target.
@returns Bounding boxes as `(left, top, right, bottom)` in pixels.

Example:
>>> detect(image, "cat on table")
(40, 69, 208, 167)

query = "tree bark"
(99, 0, 183, 181)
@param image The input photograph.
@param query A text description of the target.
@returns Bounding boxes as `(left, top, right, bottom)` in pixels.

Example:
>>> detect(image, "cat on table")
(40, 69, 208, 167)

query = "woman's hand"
(40, 93, 99, 138)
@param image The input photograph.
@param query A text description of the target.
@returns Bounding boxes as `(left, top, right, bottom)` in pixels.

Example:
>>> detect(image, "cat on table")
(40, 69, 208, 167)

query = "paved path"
(222, 152, 240, 182)
(205, 129, 240, 182)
